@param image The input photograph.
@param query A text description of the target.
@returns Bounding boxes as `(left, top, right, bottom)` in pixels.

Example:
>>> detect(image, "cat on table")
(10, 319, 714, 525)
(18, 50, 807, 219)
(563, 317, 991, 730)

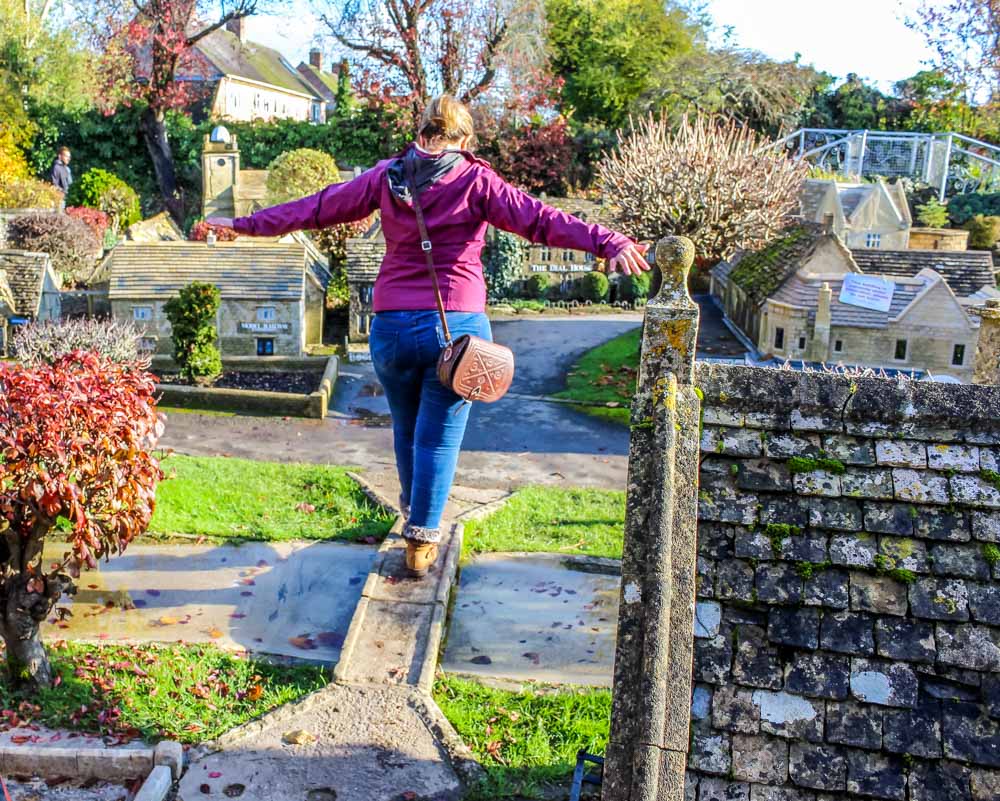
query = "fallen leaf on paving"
(199, 784, 211, 794)
(207, 627, 224, 639)
(282, 729, 317, 745)
(289, 635, 317, 650)
(209, 772, 222, 778)
(156, 616, 178, 626)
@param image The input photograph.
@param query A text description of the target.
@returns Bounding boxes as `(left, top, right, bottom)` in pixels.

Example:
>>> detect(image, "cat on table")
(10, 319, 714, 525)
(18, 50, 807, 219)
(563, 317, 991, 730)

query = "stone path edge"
(0, 739, 182, 784)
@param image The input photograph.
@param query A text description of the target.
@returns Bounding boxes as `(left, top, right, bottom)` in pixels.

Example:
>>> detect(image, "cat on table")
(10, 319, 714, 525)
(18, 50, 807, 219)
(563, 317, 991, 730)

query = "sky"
(246, 0, 941, 92)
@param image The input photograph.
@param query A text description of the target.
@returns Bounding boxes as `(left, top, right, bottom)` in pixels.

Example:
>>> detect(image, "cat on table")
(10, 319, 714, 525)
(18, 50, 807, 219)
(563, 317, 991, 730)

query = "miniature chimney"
(808, 281, 833, 361)
(309, 49, 323, 71)
(973, 299, 1000, 384)
(206, 229, 217, 246)
(226, 16, 246, 43)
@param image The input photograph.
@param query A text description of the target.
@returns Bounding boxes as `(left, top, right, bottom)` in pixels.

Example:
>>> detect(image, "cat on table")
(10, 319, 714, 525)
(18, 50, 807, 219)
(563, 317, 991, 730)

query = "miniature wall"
(688, 362, 1000, 801)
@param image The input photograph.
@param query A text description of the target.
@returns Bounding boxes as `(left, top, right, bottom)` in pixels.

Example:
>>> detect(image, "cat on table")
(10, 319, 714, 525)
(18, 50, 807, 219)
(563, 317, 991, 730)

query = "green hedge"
(948, 192, 1000, 226)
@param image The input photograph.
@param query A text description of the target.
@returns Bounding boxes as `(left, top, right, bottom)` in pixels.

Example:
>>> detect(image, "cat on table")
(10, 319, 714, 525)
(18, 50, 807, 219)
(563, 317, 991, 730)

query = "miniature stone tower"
(202, 126, 240, 220)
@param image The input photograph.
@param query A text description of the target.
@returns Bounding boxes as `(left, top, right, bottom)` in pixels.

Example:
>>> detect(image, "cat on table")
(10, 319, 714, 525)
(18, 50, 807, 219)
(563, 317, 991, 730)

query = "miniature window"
(797, 335, 806, 350)
(539, 247, 551, 262)
(562, 249, 574, 262)
(257, 338, 275, 356)
(865, 233, 882, 248)
(834, 339, 844, 353)
(585, 252, 595, 263)
(894, 339, 908, 361)
(132, 306, 153, 321)
(139, 337, 156, 352)
(952, 343, 966, 366)
(257, 306, 277, 322)
(774, 327, 785, 350)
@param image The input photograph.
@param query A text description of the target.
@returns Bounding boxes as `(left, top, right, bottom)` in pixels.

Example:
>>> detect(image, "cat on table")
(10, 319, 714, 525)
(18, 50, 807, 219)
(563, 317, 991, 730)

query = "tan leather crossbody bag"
(405, 154, 514, 403)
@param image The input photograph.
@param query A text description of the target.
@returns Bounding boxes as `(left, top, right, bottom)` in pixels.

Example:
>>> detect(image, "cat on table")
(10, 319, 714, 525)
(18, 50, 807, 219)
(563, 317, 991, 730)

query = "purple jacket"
(233, 145, 634, 312)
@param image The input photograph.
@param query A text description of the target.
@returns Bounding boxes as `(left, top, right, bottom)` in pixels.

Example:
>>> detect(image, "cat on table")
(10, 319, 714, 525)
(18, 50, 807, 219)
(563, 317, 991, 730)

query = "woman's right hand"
(608, 243, 650, 276)
(206, 217, 234, 229)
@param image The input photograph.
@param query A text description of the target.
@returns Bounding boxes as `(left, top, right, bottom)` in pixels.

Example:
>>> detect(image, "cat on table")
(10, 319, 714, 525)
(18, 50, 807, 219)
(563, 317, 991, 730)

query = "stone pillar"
(809, 281, 832, 362)
(201, 134, 240, 220)
(603, 236, 701, 801)
(973, 298, 1000, 384)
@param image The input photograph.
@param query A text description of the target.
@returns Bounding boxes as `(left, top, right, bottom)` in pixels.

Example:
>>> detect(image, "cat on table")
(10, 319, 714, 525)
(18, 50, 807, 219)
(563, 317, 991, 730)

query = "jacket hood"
(386, 143, 467, 203)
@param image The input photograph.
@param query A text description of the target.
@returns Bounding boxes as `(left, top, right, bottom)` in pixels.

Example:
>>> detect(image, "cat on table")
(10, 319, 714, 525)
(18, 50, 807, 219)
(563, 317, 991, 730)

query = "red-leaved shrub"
(0, 352, 163, 687)
(487, 118, 574, 196)
(189, 221, 238, 242)
(66, 206, 111, 243)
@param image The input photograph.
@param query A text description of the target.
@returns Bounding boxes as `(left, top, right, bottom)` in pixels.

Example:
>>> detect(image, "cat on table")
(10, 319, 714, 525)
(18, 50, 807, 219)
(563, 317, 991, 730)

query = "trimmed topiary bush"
(69, 168, 141, 232)
(915, 198, 949, 228)
(13, 318, 143, 366)
(580, 270, 610, 302)
(526, 272, 554, 299)
(265, 148, 340, 205)
(7, 213, 100, 285)
(964, 214, 1000, 250)
(485, 231, 527, 302)
(164, 282, 223, 383)
(621, 271, 652, 302)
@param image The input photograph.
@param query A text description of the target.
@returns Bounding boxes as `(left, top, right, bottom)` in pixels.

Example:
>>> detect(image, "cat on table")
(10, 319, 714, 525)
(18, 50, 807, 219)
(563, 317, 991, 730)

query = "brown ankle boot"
(405, 540, 439, 577)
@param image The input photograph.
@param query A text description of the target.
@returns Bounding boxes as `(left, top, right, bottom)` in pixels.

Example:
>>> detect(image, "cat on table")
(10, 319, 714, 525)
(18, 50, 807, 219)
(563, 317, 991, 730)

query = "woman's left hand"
(608, 243, 650, 276)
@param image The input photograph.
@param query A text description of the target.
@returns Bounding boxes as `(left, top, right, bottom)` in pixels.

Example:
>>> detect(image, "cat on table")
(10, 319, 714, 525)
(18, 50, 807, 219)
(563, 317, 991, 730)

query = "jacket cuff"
(602, 234, 635, 261)
(232, 216, 253, 235)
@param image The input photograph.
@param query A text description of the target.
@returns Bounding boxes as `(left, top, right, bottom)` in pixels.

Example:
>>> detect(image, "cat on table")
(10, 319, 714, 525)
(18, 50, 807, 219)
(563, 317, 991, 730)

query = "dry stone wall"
(688, 363, 1000, 801)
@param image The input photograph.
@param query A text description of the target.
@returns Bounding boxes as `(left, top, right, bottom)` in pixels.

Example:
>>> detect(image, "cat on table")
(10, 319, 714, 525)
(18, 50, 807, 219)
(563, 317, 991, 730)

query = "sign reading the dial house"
(237, 321, 291, 334)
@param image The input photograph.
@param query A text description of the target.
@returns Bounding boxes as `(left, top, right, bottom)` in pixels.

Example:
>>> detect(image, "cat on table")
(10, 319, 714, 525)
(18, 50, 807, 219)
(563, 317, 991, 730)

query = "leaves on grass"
(296, 502, 316, 514)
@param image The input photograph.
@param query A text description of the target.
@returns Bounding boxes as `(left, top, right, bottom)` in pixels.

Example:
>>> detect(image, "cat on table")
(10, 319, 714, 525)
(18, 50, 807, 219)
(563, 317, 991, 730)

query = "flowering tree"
(95, 0, 262, 219)
(599, 114, 808, 266)
(0, 352, 163, 689)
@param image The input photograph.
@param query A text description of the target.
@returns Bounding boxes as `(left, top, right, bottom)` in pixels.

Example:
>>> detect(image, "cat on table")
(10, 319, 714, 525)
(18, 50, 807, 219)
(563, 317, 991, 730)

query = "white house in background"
(799, 178, 912, 250)
(185, 18, 327, 124)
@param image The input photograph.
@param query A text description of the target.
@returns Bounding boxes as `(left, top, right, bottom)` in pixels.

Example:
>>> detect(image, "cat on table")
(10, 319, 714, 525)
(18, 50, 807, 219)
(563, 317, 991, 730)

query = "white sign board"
(839, 273, 895, 313)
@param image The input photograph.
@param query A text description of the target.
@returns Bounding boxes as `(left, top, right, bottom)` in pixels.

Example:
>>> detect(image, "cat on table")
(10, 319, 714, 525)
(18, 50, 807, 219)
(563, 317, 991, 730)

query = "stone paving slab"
(178, 683, 462, 801)
(442, 553, 621, 687)
(44, 541, 375, 663)
(1, 778, 130, 801)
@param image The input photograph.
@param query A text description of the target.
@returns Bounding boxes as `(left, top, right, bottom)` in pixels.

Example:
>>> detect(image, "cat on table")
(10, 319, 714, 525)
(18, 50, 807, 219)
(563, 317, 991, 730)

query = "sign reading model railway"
(238, 321, 292, 334)
(839, 273, 895, 313)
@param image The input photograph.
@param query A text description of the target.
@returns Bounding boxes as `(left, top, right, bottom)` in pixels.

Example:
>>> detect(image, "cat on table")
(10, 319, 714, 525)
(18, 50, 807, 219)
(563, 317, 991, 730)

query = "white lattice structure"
(771, 129, 1000, 200)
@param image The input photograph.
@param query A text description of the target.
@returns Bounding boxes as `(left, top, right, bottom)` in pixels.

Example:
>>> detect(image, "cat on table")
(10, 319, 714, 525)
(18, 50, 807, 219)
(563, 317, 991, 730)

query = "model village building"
(106, 235, 330, 358)
(799, 178, 912, 250)
(710, 223, 1000, 380)
(0, 250, 62, 352)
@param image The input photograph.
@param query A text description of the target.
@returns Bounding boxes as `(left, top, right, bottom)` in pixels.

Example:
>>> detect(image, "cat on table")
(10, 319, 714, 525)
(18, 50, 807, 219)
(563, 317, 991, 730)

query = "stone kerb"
(603, 235, 701, 801)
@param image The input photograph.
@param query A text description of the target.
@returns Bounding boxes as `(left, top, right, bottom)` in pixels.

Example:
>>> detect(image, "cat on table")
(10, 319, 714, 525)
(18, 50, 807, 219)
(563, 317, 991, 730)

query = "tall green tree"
(545, 0, 697, 127)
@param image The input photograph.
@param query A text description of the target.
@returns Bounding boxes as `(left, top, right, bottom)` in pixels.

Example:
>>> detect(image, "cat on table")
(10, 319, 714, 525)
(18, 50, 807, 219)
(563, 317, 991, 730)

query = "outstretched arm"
(209, 166, 382, 237)
(481, 171, 650, 275)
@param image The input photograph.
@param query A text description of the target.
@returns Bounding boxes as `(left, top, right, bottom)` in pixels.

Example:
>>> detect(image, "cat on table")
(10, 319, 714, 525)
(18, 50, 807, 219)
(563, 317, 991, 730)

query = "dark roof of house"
(194, 29, 318, 97)
(107, 240, 329, 300)
(771, 273, 928, 329)
(296, 63, 339, 102)
(850, 249, 996, 298)
(726, 225, 827, 303)
(0, 250, 54, 316)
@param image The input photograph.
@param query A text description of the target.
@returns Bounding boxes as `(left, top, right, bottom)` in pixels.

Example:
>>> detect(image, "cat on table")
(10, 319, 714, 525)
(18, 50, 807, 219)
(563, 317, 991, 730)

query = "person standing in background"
(50, 147, 72, 209)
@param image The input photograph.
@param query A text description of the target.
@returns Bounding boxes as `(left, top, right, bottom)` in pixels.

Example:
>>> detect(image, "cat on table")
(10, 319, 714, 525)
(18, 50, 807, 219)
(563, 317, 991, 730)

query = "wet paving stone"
(42, 541, 376, 664)
(441, 553, 620, 686)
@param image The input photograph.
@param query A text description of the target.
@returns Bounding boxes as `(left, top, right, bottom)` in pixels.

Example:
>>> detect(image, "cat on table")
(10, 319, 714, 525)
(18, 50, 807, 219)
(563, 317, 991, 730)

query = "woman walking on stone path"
(208, 94, 650, 577)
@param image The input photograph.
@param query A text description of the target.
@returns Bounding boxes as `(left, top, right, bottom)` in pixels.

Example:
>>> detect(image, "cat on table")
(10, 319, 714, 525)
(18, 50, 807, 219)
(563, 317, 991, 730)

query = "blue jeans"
(369, 310, 492, 540)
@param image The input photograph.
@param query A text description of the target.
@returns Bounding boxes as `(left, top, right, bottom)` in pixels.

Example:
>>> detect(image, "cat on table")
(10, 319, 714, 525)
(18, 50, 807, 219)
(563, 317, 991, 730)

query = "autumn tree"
(95, 0, 264, 219)
(908, 0, 1000, 104)
(0, 352, 163, 689)
(315, 0, 547, 119)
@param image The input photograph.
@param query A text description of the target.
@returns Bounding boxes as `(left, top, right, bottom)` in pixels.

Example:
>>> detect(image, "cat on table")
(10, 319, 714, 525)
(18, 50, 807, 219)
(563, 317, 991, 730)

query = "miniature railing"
(769, 127, 1000, 199)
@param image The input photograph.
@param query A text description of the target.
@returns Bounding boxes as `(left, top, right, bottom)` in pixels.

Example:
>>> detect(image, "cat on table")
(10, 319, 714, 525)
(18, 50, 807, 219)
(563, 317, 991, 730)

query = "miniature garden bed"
(155, 354, 338, 418)
(149, 454, 396, 542)
(552, 328, 639, 427)
(488, 300, 644, 317)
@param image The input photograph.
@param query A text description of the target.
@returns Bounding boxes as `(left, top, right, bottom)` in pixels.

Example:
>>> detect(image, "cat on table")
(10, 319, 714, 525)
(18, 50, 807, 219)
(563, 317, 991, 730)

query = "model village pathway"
(40, 304, 744, 800)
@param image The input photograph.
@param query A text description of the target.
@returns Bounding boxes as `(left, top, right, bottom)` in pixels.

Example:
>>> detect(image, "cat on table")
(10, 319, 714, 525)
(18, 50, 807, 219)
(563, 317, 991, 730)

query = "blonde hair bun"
(419, 95, 475, 145)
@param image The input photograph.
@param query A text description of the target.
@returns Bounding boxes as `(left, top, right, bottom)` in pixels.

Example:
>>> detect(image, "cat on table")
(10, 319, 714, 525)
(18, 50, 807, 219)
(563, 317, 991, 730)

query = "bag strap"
(404, 152, 452, 344)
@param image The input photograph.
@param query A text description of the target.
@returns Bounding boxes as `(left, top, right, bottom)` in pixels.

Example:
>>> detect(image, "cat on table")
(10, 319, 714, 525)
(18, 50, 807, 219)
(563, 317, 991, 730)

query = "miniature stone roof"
(851, 248, 996, 298)
(194, 28, 318, 98)
(125, 212, 184, 243)
(0, 250, 57, 316)
(107, 240, 329, 301)
(770, 271, 933, 329)
(725, 225, 827, 304)
(800, 179, 911, 227)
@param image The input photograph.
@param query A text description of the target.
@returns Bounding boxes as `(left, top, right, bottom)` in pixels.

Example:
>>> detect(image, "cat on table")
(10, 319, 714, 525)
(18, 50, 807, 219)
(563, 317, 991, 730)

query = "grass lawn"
(463, 487, 625, 559)
(554, 327, 639, 427)
(434, 675, 610, 800)
(2, 643, 327, 744)
(158, 406, 236, 418)
(149, 454, 395, 542)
